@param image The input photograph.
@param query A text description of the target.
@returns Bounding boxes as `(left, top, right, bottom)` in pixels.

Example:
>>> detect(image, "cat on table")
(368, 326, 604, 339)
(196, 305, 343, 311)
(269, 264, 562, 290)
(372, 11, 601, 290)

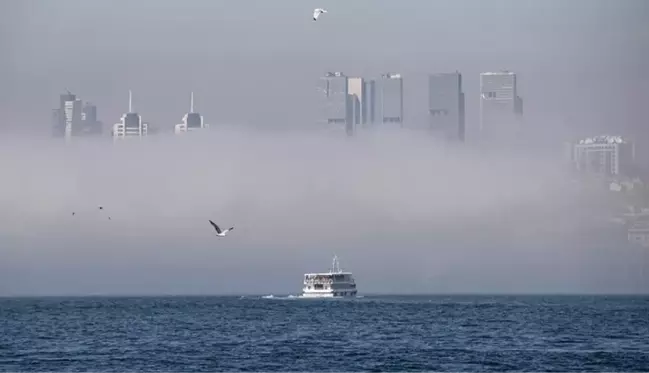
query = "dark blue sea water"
(1, 295, 648, 372)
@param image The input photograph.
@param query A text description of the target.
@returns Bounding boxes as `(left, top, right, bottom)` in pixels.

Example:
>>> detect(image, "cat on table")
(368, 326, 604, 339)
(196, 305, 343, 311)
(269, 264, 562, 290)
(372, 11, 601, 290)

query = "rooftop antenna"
(128, 90, 133, 113)
(332, 254, 341, 273)
(190, 91, 194, 113)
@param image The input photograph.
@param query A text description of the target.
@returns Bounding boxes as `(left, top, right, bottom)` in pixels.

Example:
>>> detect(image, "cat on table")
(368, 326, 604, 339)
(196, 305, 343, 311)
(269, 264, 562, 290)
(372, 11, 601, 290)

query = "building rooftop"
(430, 71, 460, 77)
(578, 135, 629, 145)
(481, 71, 515, 76)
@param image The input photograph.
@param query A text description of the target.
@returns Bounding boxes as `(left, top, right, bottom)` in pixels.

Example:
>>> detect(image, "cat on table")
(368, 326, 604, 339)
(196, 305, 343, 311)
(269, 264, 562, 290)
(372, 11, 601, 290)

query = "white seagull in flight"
(313, 8, 327, 21)
(209, 220, 234, 237)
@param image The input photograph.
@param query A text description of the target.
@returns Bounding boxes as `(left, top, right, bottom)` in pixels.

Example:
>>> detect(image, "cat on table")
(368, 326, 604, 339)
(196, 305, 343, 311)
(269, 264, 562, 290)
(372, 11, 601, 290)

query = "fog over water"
(0, 129, 646, 295)
(1, 0, 648, 295)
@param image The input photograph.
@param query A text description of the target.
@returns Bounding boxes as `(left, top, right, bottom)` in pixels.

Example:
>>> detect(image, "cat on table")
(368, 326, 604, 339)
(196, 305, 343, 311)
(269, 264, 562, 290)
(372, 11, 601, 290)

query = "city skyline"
(52, 70, 494, 139)
(3, 0, 646, 143)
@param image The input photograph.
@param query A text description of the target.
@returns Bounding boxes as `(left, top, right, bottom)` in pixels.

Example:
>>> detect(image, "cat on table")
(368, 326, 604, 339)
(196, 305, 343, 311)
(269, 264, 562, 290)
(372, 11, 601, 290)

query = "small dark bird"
(72, 212, 75, 216)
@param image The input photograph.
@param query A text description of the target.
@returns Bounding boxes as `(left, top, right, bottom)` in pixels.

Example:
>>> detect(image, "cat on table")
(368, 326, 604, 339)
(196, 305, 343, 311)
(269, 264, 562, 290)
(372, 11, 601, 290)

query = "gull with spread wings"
(209, 220, 234, 237)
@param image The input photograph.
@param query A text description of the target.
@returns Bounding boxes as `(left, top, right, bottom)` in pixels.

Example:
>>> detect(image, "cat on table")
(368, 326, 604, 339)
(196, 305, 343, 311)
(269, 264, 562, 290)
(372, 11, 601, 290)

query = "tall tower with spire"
(175, 92, 208, 134)
(112, 90, 148, 139)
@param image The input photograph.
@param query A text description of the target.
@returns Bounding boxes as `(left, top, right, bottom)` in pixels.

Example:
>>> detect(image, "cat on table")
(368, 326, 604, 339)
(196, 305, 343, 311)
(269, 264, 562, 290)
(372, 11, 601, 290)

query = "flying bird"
(97, 206, 111, 219)
(209, 220, 234, 237)
(72, 212, 75, 216)
(313, 8, 327, 21)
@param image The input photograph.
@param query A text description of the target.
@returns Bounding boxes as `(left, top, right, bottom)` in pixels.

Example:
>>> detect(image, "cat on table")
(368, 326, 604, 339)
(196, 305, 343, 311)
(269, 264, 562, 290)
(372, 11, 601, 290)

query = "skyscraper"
(479, 71, 523, 139)
(52, 92, 75, 137)
(81, 103, 96, 123)
(112, 90, 148, 139)
(175, 92, 208, 134)
(347, 77, 364, 128)
(429, 72, 465, 141)
(52, 91, 102, 138)
(363, 79, 376, 125)
(320, 72, 353, 136)
(82, 102, 102, 135)
(52, 91, 82, 138)
(376, 73, 403, 126)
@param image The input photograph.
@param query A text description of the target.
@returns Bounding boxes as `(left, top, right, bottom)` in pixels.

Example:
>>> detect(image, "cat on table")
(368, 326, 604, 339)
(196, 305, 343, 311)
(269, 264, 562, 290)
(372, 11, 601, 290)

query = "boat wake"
(260, 294, 299, 300)
(257, 294, 364, 300)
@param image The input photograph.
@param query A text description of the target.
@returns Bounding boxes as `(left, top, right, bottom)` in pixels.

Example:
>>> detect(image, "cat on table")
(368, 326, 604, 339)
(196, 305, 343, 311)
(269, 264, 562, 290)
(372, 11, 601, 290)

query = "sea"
(1, 295, 648, 372)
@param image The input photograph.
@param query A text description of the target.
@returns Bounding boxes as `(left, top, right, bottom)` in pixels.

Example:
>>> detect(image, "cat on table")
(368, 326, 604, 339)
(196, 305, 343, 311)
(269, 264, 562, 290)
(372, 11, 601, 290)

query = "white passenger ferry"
(301, 255, 357, 298)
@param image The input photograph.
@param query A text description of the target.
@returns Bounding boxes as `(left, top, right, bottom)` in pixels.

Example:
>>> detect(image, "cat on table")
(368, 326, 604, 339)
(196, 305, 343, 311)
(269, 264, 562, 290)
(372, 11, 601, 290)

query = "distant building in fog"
(348, 77, 377, 128)
(52, 91, 82, 138)
(112, 90, 148, 139)
(320, 72, 353, 136)
(479, 71, 523, 138)
(81, 103, 96, 125)
(376, 73, 403, 125)
(429, 72, 465, 141)
(81, 102, 102, 135)
(52, 91, 102, 138)
(567, 135, 635, 176)
(175, 92, 208, 134)
(363, 79, 376, 125)
(347, 77, 364, 130)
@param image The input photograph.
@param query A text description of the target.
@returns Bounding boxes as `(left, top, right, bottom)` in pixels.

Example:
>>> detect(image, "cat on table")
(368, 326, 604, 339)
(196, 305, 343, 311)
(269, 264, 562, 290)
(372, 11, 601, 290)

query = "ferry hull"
(300, 294, 357, 298)
(301, 291, 357, 298)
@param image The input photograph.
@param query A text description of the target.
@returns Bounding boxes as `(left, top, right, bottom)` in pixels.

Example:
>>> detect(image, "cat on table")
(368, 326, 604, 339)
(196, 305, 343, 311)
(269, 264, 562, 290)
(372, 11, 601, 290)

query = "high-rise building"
(429, 72, 465, 141)
(52, 92, 82, 138)
(175, 92, 208, 134)
(81, 103, 96, 124)
(347, 77, 364, 128)
(567, 135, 635, 176)
(363, 80, 376, 125)
(81, 102, 102, 135)
(52, 91, 102, 137)
(320, 72, 353, 136)
(112, 90, 148, 139)
(66, 98, 83, 137)
(479, 71, 523, 138)
(376, 73, 403, 125)
(52, 92, 75, 137)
